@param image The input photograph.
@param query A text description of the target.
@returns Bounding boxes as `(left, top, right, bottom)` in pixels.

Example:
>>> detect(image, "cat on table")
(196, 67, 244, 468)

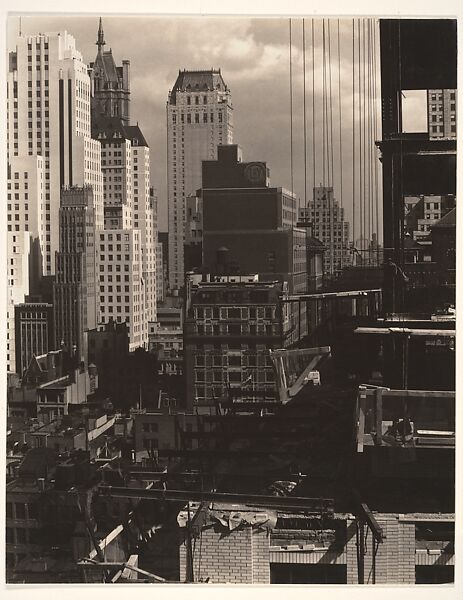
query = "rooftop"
(92, 115, 149, 146)
(169, 69, 228, 104)
(432, 207, 456, 228)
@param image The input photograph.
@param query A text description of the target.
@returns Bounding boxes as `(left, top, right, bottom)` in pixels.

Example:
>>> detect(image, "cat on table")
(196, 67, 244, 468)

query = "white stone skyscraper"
(7, 31, 104, 274)
(91, 20, 156, 348)
(166, 69, 233, 291)
(7, 31, 103, 373)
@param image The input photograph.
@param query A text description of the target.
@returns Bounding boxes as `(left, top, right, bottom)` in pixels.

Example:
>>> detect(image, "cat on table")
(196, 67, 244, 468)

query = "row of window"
(195, 354, 272, 367)
(195, 306, 275, 320)
(195, 370, 275, 384)
(196, 323, 277, 336)
(6, 502, 38, 520)
(430, 125, 456, 133)
(99, 264, 135, 272)
(100, 233, 132, 241)
(172, 111, 223, 124)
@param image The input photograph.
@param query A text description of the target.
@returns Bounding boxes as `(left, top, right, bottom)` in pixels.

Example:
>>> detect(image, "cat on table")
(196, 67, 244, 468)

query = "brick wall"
(179, 523, 270, 584)
(180, 514, 416, 585)
(346, 515, 415, 584)
(251, 527, 270, 584)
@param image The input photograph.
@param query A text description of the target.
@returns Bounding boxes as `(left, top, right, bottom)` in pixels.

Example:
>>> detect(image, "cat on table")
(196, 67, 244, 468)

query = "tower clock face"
(244, 162, 266, 186)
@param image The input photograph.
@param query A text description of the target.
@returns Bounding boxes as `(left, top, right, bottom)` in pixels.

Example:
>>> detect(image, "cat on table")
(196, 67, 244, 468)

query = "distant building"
(53, 186, 100, 365)
(184, 274, 295, 410)
(201, 145, 306, 296)
(97, 228, 146, 350)
(36, 365, 97, 424)
(7, 30, 104, 275)
(156, 241, 164, 304)
(306, 236, 325, 291)
(184, 193, 203, 273)
(158, 231, 169, 301)
(302, 187, 351, 276)
(404, 194, 455, 241)
(428, 89, 457, 140)
(27, 411, 115, 459)
(5, 447, 105, 580)
(167, 69, 233, 291)
(91, 20, 157, 348)
(87, 319, 129, 399)
(7, 30, 103, 372)
(132, 409, 203, 460)
(7, 231, 32, 374)
(14, 303, 54, 377)
(7, 349, 69, 420)
(148, 306, 183, 375)
(431, 207, 456, 286)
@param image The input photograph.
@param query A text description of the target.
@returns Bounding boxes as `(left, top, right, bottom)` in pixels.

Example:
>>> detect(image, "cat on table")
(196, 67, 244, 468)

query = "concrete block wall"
(346, 515, 415, 584)
(179, 523, 271, 584)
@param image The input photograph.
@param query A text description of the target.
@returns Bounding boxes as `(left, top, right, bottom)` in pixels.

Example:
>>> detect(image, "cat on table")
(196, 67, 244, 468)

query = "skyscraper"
(90, 20, 156, 347)
(301, 186, 351, 276)
(166, 69, 233, 291)
(7, 31, 103, 373)
(7, 30, 103, 275)
(53, 186, 99, 364)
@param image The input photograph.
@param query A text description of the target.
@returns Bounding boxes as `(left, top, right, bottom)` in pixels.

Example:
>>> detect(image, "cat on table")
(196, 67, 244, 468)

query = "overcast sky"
(7, 15, 395, 242)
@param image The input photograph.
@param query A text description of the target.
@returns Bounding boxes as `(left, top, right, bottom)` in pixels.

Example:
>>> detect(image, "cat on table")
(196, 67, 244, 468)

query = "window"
(228, 324, 241, 335)
(16, 528, 27, 544)
(143, 438, 158, 450)
(6, 528, 14, 544)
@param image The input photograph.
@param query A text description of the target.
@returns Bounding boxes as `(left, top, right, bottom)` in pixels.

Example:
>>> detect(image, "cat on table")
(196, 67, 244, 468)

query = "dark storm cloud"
(8, 15, 386, 238)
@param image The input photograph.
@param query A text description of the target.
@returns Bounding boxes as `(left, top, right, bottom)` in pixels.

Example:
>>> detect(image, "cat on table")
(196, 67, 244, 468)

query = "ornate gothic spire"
(96, 17, 106, 52)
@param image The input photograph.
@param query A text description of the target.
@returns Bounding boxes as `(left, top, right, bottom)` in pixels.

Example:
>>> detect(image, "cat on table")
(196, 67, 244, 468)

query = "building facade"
(90, 22, 157, 347)
(53, 186, 100, 365)
(428, 89, 457, 140)
(7, 31, 104, 275)
(404, 194, 455, 241)
(200, 145, 304, 294)
(14, 303, 54, 377)
(302, 187, 351, 276)
(167, 69, 233, 291)
(7, 31, 103, 373)
(184, 275, 293, 409)
(148, 306, 183, 375)
(184, 193, 203, 273)
(97, 229, 145, 350)
(7, 231, 32, 373)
